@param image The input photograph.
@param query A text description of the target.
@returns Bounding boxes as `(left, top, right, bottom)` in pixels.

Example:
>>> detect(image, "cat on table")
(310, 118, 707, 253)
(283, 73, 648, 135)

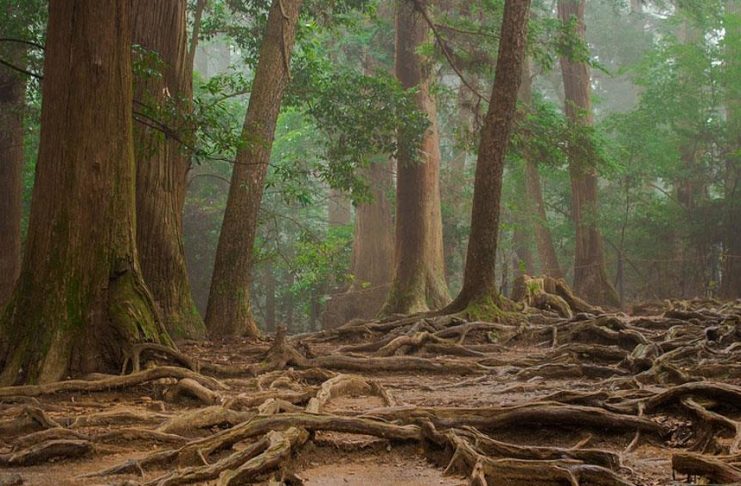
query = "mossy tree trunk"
(445, 0, 531, 313)
(131, 0, 205, 340)
(205, 0, 303, 338)
(0, 41, 26, 307)
(0, 0, 172, 385)
(558, 0, 620, 307)
(382, 0, 450, 315)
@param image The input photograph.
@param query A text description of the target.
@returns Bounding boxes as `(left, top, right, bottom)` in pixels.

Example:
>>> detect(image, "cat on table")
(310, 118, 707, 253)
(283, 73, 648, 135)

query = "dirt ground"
(0, 298, 739, 485)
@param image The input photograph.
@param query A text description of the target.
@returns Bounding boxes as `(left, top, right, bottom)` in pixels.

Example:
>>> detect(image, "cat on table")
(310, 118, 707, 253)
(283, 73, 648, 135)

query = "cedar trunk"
(0, 44, 25, 307)
(131, 0, 205, 340)
(721, 0, 741, 298)
(382, 0, 449, 315)
(558, 0, 619, 307)
(351, 159, 395, 290)
(520, 57, 563, 278)
(0, 0, 171, 385)
(206, 0, 303, 337)
(447, 0, 531, 311)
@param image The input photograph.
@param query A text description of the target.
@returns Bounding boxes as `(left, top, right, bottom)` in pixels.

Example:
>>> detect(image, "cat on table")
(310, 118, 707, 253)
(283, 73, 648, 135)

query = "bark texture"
(382, 0, 450, 315)
(446, 0, 531, 312)
(0, 43, 26, 307)
(351, 159, 395, 290)
(206, 0, 303, 337)
(558, 0, 619, 307)
(131, 0, 205, 340)
(0, 0, 171, 385)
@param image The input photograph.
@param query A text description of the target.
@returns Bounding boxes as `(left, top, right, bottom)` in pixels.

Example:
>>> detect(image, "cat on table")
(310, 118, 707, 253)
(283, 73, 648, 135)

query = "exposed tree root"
(1, 299, 740, 485)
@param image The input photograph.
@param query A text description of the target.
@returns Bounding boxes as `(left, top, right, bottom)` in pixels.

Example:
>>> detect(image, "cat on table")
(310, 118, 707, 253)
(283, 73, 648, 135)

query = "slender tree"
(206, 0, 303, 338)
(558, 0, 619, 306)
(0, 41, 26, 307)
(382, 0, 449, 315)
(520, 57, 562, 278)
(0, 0, 171, 385)
(131, 0, 205, 340)
(445, 0, 531, 312)
(721, 0, 741, 298)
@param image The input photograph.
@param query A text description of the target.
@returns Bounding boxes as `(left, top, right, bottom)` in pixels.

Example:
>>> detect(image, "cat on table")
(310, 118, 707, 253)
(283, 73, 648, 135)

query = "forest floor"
(0, 298, 740, 486)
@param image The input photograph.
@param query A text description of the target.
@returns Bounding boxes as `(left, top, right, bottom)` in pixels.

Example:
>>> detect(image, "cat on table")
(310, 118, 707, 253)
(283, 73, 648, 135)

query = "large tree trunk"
(558, 0, 619, 307)
(205, 0, 303, 338)
(382, 0, 450, 315)
(0, 43, 26, 307)
(446, 0, 531, 312)
(520, 57, 563, 278)
(131, 0, 205, 340)
(720, 0, 741, 299)
(0, 0, 171, 385)
(351, 159, 395, 289)
(321, 158, 395, 328)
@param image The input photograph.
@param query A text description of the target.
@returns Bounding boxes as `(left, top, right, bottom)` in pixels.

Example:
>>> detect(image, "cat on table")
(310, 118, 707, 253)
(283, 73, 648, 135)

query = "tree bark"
(382, 0, 450, 315)
(0, 0, 172, 385)
(351, 159, 395, 289)
(131, 0, 205, 340)
(205, 0, 303, 338)
(445, 0, 531, 312)
(0, 43, 26, 307)
(558, 0, 619, 307)
(519, 57, 563, 278)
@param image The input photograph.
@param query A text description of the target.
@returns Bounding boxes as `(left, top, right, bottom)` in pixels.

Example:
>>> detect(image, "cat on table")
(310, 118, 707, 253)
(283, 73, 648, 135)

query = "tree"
(520, 57, 563, 278)
(206, 0, 303, 338)
(0, 41, 26, 307)
(720, 0, 741, 298)
(558, 0, 619, 307)
(445, 0, 531, 313)
(382, 0, 450, 315)
(131, 0, 205, 340)
(0, 0, 171, 385)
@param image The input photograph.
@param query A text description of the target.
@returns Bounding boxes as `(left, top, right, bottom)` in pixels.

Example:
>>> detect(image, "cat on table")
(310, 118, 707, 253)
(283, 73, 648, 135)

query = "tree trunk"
(351, 159, 395, 289)
(131, 0, 205, 340)
(519, 57, 563, 278)
(382, 0, 450, 315)
(0, 0, 171, 385)
(205, 0, 303, 338)
(263, 265, 276, 332)
(720, 0, 741, 298)
(558, 0, 619, 307)
(445, 0, 531, 312)
(0, 43, 26, 307)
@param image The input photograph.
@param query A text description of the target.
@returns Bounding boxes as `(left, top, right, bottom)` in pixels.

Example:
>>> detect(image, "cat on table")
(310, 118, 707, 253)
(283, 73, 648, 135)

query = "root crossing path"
(0, 298, 740, 485)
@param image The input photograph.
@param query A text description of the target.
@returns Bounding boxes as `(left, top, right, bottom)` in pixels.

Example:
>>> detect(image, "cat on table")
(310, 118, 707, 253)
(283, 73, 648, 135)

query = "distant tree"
(131, 0, 206, 340)
(558, 0, 620, 307)
(445, 0, 531, 313)
(382, 0, 450, 315)
(0, 0, 171, 385)
(721, 0, 741, 298)
(520, 58, 563, 279)
(206, 0, 303, 338)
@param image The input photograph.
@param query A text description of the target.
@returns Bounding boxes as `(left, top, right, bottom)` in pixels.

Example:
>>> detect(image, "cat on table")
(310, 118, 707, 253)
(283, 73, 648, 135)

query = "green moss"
(462, 294, 521, 324)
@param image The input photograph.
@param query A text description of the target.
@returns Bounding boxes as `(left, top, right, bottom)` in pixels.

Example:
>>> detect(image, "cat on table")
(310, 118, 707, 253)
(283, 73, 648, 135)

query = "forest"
(0, 0, 740, 484)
